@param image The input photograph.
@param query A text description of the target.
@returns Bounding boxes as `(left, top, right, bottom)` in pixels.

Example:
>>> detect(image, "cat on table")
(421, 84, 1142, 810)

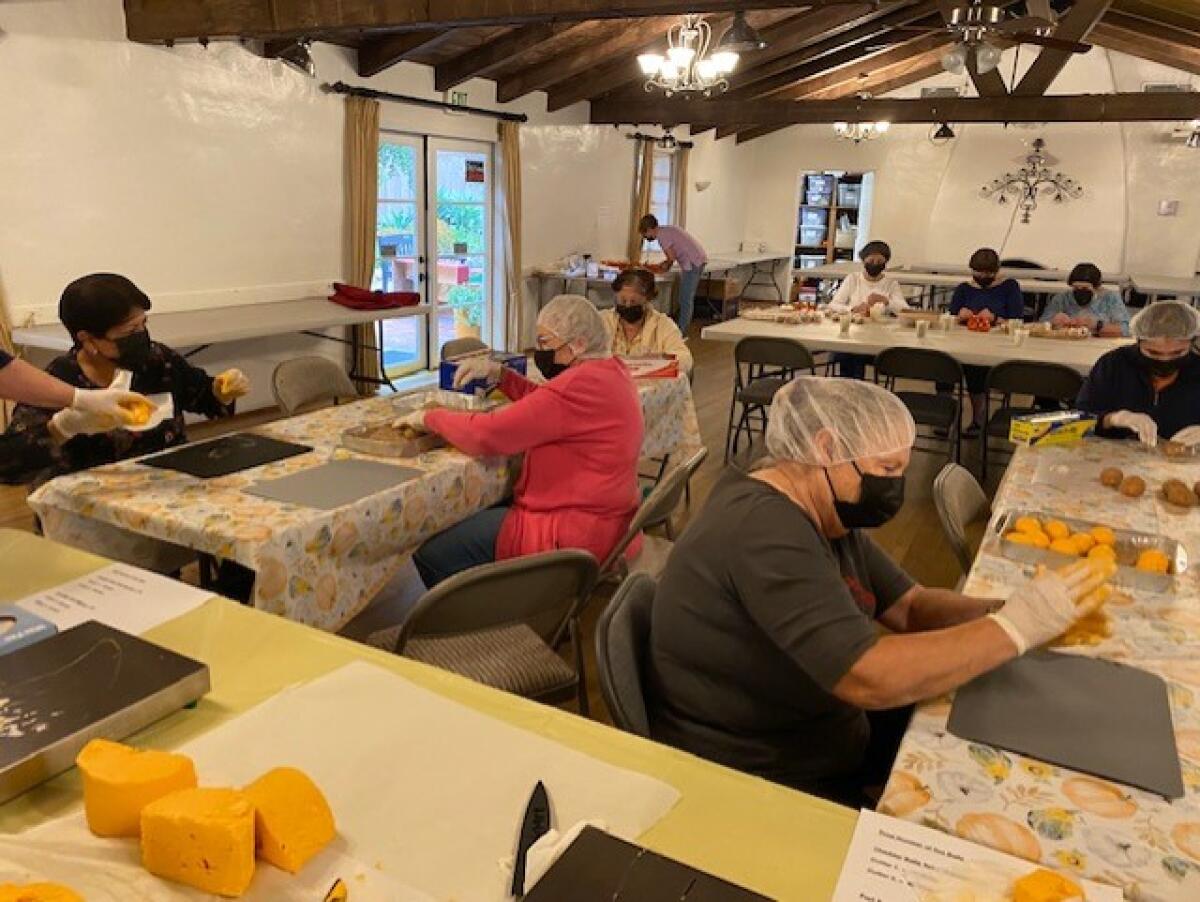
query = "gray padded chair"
(440, 337, 489, 360)
(372, 549, 599, 714)
(595, 572, 656, 737)
(271, 356, 358, 416)
(933, 462, 992, 583)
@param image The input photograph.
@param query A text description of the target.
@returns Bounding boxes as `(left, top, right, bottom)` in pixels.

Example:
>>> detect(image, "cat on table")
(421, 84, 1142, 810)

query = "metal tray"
(391, 388, 503, 414)
(1158, 440, 1200, 462)
(991, 507, 1187, 595)
(341, 422, 445, 458)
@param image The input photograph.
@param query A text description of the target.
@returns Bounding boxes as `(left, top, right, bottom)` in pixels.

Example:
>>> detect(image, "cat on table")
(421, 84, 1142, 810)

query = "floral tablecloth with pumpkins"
(28, 376, 700, 631)
(881, 440, 1200, 901)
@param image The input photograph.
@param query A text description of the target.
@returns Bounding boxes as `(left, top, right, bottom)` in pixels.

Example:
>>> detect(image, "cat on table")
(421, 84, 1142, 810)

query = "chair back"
(393, 550, 599, 653)
(985, 360, 1084, 404)
(595, 572, 656, 737)
(733, 337, 815, 382)
(441, 337, 489, 361)
(271, 356, 358, 416)
(875, 346, 964, 388)
(601, 447, 708, 572)
(933, 463, 991, 576)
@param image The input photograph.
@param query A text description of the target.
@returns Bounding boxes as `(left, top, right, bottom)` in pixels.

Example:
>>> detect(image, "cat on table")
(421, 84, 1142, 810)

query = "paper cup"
(1012, 329, 1028, 346)
(839, 316, 852, 335)
(939, 313, 954, 331)
(916, 320, 929, 338)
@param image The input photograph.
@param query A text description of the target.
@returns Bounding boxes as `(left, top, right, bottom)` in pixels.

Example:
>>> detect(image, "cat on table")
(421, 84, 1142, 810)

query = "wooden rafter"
(357, 30, 449, 77)
(1090, 11, 1200, 77)
(1112, 0, 1200, 35)
(768, 32, 953, 100)
(434, 23, 576, 90)
(1013, 0, 1114, 96)
(590, 91, 1200, 127)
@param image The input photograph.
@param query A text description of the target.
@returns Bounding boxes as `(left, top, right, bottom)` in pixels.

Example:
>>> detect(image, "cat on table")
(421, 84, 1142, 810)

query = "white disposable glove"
(213, 368, 250, 403)
(451, 354, 502, 390)
(1106, 410, 1158, 447)
(50, 406, 123, 441)
(391, 409, 428, 433)
(1171, 425, 1200, 447)
(989, 565, 1101, 654)
(70, 386, 149, 422)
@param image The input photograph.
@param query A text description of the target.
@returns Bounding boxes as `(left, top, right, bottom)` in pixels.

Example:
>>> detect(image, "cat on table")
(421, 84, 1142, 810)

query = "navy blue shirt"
(949, 280, 1025, 321)
(1078, 345, 1200, 441)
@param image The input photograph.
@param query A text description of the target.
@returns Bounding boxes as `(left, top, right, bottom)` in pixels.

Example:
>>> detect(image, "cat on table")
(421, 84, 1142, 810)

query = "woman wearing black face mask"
(2, 273, 247, 488)
(645, 377, 1092, 806)
(1041, 262, 1130, 338)
(1079, 300, 1200, 448)
(827, 240, 908, 379)
(598, 268, 693, 375)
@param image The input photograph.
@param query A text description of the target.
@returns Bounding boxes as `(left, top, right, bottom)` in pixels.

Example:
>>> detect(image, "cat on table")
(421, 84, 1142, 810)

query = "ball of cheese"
(242, 767, 336, 874)
(141, 788, 256, 898)
(76, 739, 197, 837)
(1136, 549, 1171, 574)
(1090, 526, 1116, 546)
(1069, 532, 1096, 554)
(0, 885, 84, 902)
(1044, 520, 1070, 540)
(1087, 544, 1117, 562)
(1049, 537, 1081, 557)
(1012, 867, 1084, 902)
(1014, 516, 1043, 535)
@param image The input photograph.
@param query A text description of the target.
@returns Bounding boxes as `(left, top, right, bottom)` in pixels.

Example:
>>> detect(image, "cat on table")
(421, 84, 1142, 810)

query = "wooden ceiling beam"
(123, 0, 896, 43)
(1111, 0, 1200, 35)
(1090, 12, 1200, 76)
(591, 91, 1200, 127)
(357, 30, 448, 77)
(768, 32, 953, 100)
(434, 23, 575, 91)
(1013, 0, 1114, 97)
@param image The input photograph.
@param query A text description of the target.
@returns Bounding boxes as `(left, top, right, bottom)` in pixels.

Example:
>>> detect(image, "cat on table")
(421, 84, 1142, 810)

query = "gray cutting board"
(948, 650, 1184, 799)
(243, 459, 423, 510)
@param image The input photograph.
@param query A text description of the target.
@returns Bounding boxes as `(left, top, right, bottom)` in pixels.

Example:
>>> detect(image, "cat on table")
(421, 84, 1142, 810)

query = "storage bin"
(798, 227, 827, 247)
(837, 183, 862, 207)
(797, 254, 826, 270)
(799, 208, 828, 227)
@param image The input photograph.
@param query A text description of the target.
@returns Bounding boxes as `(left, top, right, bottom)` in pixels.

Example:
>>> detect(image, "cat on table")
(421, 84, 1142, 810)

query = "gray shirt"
(646, 469, 914, 788)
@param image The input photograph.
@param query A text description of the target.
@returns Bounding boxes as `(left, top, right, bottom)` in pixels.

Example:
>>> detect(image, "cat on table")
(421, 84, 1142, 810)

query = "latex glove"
(1171, 425, 1200, 447)
(988, 572, 1080, 655)
(1107, 410, 1158, 447)
(50, 406, 123, 441)
(213, 368, 250, 404)
(71, 386, 150, 424)
(390, 409, 428, 433)
(451, 354, 502, 389)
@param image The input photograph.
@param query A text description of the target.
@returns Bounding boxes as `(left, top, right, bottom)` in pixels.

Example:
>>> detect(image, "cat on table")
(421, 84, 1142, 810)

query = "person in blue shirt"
(946, 248, 1025, 436)
(1041, 263, 1130, 337)
(1078, 300, 1200, 447)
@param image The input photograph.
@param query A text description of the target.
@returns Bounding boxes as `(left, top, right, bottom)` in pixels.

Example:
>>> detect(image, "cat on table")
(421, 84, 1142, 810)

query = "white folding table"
(1132, 274, 1200, 303)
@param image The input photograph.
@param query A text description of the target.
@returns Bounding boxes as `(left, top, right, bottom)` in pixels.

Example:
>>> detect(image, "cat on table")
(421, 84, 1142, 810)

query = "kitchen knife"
(511, 780, 552, 897)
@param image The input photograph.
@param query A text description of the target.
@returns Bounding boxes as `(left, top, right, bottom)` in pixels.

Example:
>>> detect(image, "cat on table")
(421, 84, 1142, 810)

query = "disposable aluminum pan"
(391, 388, 502, 414)
(991, 507, 1187, 595)
(341, 422, 445, 458)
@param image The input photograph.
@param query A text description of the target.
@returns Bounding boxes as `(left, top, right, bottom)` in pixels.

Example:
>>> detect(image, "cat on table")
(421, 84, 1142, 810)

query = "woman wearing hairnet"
(1078, 300, 1200, 447)
(396, 295, 644, 587)
(645, 377, 1098, 805)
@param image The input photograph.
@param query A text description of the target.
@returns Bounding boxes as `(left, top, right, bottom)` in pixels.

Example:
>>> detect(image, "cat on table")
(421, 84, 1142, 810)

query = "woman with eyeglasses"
(395, 294, 645, 588)
(1041, 262, 1130, 338)
(600, 267, 693, 374)
(1078, 300, 1200, 448)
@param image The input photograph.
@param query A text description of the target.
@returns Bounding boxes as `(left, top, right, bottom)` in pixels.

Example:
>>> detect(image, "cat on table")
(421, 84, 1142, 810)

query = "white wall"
(740, 48, 1200, 278)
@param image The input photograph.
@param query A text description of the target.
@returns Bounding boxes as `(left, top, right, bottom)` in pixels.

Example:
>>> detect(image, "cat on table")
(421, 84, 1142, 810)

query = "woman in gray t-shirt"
(646, 377, 1105, 805)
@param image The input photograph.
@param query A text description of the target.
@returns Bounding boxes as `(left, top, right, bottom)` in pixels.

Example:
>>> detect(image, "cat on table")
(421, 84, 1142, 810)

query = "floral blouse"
(1, 342, 233, 487)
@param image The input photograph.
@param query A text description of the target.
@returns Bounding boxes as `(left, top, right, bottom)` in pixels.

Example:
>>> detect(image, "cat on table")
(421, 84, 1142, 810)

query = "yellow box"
(1009, 410, 1096, 447)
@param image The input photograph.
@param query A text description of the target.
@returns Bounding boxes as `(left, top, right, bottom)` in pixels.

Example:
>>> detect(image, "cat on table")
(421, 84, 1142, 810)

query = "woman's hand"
(989, 570, 1090, 654)
(71, 387, 149, 424)
(1051, 312, 1072, 327)
(214, 369, 250, 404)
(451, 355, 502, 389)
(957, 308, 973, 323)
(1171, 425, 1200, 447)
(977, 308, 996, 323)
(1106, 410, 1158, 446)
(391, 409, 428, 433)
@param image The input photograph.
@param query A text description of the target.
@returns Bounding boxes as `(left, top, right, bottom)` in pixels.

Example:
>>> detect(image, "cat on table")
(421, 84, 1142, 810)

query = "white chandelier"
(833, 121, 891, 144)
(638, 14, 740, 97)
(981, 138, 1083, 224)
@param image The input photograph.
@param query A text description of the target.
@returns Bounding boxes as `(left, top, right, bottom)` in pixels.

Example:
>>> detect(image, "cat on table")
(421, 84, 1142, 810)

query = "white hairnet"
(1131, 301, 1200, 341)
(538, 294, 611, 359)
(765, 376, 916, 466)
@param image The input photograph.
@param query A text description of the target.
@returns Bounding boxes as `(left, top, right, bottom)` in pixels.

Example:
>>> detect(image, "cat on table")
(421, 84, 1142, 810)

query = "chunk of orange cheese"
(242, 767, 336, 873)
(0, 885, 83, 902)
(141, 788, 256, 898)
(1012, 868, 1084, 902)
(76, 738, 197, 837)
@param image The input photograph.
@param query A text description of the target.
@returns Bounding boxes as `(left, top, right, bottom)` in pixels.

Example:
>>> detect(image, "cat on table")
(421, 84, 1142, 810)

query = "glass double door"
(375, 134, 493, 376)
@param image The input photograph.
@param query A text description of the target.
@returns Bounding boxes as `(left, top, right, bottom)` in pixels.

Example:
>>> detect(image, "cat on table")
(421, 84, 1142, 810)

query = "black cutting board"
(140, 433, 311, 478)
(948, 650, 1184, 799)
(524, 826, 773, 901)
(0, 620, 210, 803)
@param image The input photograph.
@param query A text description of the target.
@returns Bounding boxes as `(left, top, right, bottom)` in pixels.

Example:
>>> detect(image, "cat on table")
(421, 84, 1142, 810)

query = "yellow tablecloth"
(0, 529, 853, 901)
(881, 441, 1200, 900)
(28, 378, 701, 632)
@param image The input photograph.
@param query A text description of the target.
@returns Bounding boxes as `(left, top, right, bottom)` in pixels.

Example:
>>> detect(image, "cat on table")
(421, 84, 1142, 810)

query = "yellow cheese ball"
(1044, 520, 1071, 540)
(1006, 531, 1050, 549)
(1014, 516, 1043, 535)
(0, 885, 84, 902)
(1087, 544, 1117, 562)
(1049, 537, 1082, 557)
(1090, 526, 1116, 546)
(1070, 533, 1096, 553)
(1136, 549, 1171, 574)
(1012, 867, 1084, 902)
(119, 398, 154, 426)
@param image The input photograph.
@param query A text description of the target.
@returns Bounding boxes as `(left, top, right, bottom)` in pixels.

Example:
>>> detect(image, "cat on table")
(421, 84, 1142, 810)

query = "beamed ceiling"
(123, 1, 1200, 143)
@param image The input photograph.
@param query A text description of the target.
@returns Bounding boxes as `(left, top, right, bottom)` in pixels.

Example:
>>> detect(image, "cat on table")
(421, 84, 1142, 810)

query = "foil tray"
(341, 422, 444, 458)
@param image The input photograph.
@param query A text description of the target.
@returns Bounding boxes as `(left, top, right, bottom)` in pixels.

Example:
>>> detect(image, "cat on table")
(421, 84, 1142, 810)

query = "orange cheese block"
(1012, 867, 1084, 902)
(76, 738, 197, 837)
(242, 767, 336, 874)
(0, 885, 83, 902)
(141, 788, 256, 898)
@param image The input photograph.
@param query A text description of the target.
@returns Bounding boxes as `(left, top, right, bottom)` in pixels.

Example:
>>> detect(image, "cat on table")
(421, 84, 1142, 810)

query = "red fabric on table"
(328, 283, 420, 310)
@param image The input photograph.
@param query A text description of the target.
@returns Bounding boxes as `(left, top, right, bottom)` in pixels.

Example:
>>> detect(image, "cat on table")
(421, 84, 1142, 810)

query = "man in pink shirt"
(640, 214, 707, 338)
(395, 295, 644, 588)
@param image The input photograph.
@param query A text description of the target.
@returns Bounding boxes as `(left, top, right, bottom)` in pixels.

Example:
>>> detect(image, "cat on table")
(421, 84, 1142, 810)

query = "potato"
(1162, 479, 1196, 509)
(1099, 467, 1124, 488)
(1119, 476, 1146, 498)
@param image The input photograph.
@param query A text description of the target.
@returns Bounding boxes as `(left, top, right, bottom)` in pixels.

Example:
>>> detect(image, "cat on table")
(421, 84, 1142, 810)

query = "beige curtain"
(0, 290, 14, 428)
(344, 95, 382, 394)
(626, 139, 655, 264)
(497, 121, 527, 350)
(674, 145, 690, 230)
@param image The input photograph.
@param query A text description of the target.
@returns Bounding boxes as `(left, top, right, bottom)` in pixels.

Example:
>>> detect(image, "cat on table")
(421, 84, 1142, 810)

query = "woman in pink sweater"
(398, 295, 645, 587)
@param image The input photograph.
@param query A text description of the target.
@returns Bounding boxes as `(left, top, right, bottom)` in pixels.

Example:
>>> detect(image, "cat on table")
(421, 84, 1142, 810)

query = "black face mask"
(1073, 288, 1094, 306)
(825, 461, 906, 529)
(1140, 352, 1186, 379)
(112, 329, 153, 370)
(864, 262, 886, 278)
(533, 348, 570, 380)
(617, 304, 646, 324)
(975, 275, 995, 289)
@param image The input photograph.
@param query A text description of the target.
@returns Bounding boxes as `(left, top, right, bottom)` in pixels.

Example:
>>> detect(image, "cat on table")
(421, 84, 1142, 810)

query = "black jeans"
(798, 705, 915, 809)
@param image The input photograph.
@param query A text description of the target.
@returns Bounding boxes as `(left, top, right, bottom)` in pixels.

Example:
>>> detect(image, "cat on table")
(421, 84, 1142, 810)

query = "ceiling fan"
(893, 1, 1093, 77)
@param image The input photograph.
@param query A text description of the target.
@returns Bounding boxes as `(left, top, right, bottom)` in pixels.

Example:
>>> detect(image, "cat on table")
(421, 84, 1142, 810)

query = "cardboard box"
(438, 351, 527, 395)
(1009, 410, 1097, 447)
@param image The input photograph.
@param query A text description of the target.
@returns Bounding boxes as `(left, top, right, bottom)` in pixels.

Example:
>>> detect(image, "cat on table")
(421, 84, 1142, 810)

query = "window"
(649, 149, 675, 226)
